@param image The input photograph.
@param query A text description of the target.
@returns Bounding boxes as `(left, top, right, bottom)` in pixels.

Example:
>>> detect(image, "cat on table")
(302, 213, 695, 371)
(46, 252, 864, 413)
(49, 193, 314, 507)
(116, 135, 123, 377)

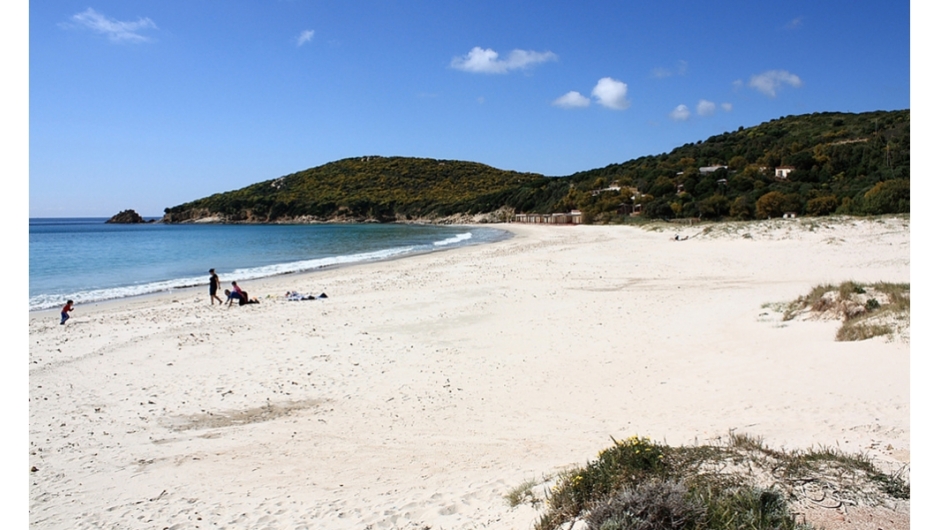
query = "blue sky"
(28, 1, 912, 217)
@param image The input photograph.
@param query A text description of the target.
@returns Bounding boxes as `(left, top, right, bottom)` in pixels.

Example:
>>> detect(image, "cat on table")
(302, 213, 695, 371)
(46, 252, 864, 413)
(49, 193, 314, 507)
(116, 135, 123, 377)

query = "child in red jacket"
(60, 300, 74, 325)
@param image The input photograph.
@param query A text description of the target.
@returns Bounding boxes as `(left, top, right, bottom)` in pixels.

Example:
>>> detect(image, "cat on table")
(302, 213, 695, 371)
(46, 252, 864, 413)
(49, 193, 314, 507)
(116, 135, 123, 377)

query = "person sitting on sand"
(60, 300, 74, 325)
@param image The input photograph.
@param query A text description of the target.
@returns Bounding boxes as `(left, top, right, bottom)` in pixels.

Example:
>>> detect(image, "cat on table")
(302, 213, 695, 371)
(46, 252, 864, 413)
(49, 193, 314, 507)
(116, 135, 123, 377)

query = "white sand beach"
(28, 217, 910, 529)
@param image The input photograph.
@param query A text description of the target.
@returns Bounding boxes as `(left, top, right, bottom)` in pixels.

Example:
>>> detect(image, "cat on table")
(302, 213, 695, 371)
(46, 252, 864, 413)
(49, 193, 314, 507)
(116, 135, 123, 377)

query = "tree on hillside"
(805, 195, 839, 216)
(862, 179, 909, 215)
(756, 191, 801, 219)
(697, 194, 730, 219)
(729, 196, 754, 219)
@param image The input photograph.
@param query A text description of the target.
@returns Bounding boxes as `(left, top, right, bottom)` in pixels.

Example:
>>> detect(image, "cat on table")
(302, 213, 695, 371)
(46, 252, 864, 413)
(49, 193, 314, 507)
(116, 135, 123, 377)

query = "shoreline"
(29, 223, 512, 312)
(29, 218, 910, 529)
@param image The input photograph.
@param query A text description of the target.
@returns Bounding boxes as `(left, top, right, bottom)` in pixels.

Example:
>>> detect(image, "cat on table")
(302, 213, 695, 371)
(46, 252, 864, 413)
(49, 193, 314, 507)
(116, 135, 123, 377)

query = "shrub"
(729, 196, 754, 219)
(693, 486, 808, 530)
(838, 281, 865, 300)
(779, 282, 909, 341)
(862, 179, 910, 214)
(697, 195, 730, 219)
(544, 437, 666, 527)
(834, 196, 857, 215)
(755, 191, 788, 218)
(644, 198, 676, 219)
(585, 480, 704, 530)
(530, 433, 907, 530)
(805, 195, 839, 216)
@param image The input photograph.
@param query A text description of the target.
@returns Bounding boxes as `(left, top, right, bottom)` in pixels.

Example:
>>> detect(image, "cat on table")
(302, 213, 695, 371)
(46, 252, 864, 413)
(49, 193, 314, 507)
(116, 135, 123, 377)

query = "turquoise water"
(29, 219, 509, 311)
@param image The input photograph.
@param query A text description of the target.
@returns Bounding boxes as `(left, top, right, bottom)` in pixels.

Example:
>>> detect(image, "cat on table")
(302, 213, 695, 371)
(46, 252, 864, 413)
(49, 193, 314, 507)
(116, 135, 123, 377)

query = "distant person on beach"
(60, 300, 74, 325)
(224, 289, 241, 306)
(209, 269, 223, 305)
(225, 287, 259, 307)
(285, 291, 328, 301)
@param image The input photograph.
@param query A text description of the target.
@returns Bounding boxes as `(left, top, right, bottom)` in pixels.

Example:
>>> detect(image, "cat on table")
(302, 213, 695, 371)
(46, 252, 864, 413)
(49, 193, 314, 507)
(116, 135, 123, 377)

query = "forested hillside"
(163, 157, 548, 222)
(163, 109, 909, 223)
(556, 109, 909, 222)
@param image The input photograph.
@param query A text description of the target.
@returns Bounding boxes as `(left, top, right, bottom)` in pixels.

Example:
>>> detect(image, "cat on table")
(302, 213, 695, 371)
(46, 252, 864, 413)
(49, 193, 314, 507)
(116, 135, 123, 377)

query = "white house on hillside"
(775, 166, 795, 179)
(698, 165, 727, 174)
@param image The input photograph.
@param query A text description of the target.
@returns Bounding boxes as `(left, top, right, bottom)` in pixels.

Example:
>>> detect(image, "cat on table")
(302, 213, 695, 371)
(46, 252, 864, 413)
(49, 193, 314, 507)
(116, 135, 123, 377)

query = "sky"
(27, 1, 913, 217)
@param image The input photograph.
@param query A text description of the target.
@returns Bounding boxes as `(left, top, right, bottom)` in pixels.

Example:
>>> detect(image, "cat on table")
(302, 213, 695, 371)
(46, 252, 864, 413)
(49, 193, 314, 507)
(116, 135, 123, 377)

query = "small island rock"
(106, 209, 151, 224)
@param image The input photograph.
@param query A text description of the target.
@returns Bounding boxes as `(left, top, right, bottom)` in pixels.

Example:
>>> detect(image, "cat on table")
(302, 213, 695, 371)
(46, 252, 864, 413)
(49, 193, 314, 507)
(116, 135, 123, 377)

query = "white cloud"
(591, 77, 630, 110)
(748, 70, 803, 97)
(296, 29, 315, 47)
(652, 60, 688, 78)
(66, 8, 156, 43)
(697, 100, 716, 116)
(677, 60, 689, 75)
(552, 91, 590, 108)
(450, 47, 557, 74)
(721, 102, 733, 112)
(669, 104, 691, 121)
(786, 17, 803, 30)
(651, 67, 671, 79)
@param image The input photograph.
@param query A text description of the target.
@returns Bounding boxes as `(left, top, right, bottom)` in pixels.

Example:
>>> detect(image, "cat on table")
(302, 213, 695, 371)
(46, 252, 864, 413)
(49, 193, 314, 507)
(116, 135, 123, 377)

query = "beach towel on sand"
(285, 292, 328, 301)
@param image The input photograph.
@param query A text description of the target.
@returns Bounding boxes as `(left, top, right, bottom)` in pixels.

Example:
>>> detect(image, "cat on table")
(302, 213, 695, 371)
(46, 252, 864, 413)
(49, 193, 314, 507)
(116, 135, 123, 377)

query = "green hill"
(163, 156, 550, 222)
(163, 109, 909, 223)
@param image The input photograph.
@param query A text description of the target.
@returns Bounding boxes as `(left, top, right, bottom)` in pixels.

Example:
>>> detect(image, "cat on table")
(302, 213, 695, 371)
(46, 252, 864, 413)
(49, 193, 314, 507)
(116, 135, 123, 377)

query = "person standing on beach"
(209, 269, 223, 305)
(60, 300, 74, 325)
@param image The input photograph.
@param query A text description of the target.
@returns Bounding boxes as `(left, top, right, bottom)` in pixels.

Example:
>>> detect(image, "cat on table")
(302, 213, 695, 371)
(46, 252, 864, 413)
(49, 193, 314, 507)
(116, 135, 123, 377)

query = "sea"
(29, 218, 510, 311)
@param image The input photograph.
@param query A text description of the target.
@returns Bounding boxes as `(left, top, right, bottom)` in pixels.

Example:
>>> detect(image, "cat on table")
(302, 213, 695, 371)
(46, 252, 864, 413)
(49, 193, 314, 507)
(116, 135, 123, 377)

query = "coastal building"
(591, 184, 622, 196)
(698, 165, 727, 174)
(513, 210, 583, 224)
(774, 166, 795, 180)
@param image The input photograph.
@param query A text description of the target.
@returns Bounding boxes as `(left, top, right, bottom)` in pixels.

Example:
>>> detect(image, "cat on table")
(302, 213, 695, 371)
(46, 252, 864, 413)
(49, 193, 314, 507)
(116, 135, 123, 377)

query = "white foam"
(433, 232, 472, 246)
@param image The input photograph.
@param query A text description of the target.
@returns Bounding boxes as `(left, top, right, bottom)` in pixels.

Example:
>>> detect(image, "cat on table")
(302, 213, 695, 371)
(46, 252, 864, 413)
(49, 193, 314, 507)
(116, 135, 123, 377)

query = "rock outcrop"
(105, 209, 152, 224)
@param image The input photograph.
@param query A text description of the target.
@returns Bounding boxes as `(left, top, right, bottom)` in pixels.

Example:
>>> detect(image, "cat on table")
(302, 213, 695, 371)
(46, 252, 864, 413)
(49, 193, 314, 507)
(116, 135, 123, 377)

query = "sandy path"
(29, 217, 909, 529)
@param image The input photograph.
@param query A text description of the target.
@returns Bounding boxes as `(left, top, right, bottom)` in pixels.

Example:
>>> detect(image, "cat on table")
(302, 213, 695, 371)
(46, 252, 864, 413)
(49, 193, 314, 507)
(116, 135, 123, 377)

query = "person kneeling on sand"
(225, 288, 260, 307)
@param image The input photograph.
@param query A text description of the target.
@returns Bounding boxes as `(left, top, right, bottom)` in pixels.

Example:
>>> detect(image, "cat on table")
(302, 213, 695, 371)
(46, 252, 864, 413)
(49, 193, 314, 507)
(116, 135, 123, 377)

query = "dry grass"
(518, 433, 908, 530)
(779, 281, 909, 342)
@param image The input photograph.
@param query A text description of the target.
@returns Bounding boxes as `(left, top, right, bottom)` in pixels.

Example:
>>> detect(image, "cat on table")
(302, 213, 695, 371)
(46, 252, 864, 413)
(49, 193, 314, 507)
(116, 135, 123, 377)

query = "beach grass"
(525, 433, 907, 530)
(505, 477, 545, 509)
(780, 281, 910, 341)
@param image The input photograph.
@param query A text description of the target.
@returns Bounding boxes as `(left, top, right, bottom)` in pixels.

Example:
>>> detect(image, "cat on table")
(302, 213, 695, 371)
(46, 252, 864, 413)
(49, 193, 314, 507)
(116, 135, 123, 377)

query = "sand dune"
(29, 217, 909, 529)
